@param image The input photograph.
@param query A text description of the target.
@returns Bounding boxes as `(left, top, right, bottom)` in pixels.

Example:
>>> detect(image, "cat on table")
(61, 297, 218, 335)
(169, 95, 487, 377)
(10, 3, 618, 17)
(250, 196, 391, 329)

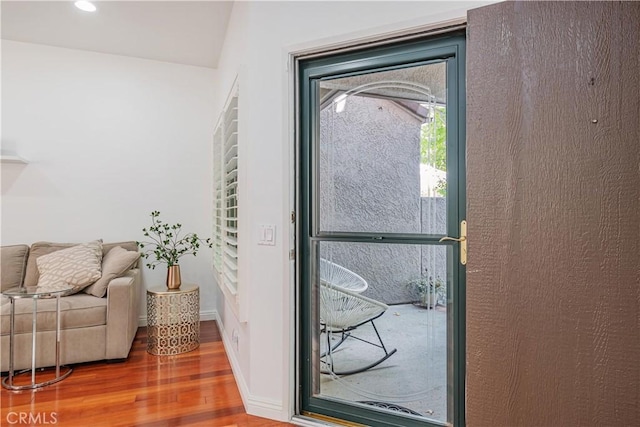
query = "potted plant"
(407, 270, 444, 309)
(137, 211, 212, 290)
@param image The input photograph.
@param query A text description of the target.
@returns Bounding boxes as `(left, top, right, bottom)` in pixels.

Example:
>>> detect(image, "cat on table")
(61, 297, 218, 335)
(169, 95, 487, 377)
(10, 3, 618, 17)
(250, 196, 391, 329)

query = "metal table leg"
(32, 298, 37, 386)
(56, 294, 61, 378)
(2, 294, 73, 390)
(6, 298, 16, 388)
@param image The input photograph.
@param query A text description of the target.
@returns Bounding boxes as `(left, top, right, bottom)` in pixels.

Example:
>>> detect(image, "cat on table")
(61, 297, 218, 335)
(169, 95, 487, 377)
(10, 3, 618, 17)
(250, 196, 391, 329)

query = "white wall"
(211, 0, 253, 408)
(1, 40, 217, 318)
(212, 0, 499, 422)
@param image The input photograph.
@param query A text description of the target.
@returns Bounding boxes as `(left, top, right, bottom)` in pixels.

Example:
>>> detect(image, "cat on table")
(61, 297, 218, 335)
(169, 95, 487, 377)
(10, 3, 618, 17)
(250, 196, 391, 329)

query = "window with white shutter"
(213, 82, 239, 303)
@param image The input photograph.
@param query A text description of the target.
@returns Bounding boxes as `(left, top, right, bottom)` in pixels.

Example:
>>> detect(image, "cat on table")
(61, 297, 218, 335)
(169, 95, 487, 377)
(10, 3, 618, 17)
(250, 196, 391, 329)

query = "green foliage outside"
(420, 105, 447, 196)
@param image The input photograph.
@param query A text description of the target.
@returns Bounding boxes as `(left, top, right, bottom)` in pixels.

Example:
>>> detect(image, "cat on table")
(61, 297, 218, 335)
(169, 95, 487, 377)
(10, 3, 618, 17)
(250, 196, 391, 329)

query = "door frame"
(295, 30, 467, 427)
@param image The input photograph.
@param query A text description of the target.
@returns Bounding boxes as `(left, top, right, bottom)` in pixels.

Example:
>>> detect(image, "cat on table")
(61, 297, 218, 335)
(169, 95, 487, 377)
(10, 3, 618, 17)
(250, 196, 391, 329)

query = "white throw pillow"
(36, 240, 103, 294)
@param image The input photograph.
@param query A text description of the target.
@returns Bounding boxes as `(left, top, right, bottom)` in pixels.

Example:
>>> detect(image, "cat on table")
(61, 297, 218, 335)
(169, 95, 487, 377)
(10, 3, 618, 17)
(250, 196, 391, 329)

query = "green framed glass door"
(298, 32, 466, 427)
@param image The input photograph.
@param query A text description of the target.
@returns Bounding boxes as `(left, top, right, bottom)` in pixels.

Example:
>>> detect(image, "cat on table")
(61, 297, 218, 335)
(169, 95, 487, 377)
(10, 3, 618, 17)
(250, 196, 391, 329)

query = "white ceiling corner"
(1, 1, 235, 68)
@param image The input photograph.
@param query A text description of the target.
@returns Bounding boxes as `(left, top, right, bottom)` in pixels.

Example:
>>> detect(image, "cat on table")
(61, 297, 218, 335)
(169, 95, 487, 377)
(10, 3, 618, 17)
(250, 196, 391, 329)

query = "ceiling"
(0, 1, 234, 68)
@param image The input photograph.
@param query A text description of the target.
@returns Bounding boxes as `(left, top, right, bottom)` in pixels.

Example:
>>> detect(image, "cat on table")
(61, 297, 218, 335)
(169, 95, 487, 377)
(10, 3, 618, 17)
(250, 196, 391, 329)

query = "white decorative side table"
(146, 284, 200, 355)
(1, 285, 74, 390)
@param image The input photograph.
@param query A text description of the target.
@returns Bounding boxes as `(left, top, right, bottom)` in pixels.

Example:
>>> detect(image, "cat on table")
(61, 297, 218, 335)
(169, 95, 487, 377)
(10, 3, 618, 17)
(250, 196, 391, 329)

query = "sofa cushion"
(36, 241, 103, 294)
(1, 293, 107, 336)
(1, 245, 29, 292)
(24, 240, 138, 287)
(103, 241, 138, 256)
(25, 242, 80, 287)
(84, 246, 140, 298)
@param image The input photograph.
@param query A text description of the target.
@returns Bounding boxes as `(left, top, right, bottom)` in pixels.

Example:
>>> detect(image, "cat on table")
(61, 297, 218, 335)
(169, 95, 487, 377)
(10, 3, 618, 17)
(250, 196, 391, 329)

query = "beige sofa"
(1, 241, 141, 372)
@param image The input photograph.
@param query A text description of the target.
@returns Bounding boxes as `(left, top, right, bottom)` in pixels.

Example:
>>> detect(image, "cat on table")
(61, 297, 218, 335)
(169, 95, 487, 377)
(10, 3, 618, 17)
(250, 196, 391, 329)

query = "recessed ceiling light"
(74, 1, 97, 13)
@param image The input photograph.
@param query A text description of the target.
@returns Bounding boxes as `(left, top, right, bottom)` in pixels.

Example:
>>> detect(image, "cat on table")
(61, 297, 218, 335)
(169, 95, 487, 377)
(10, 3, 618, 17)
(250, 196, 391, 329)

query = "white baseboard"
(246, 396, 287, 421)
(199, 309, 218, 321)
(214, 311, 250, 406)
(213, 312, 288, 422)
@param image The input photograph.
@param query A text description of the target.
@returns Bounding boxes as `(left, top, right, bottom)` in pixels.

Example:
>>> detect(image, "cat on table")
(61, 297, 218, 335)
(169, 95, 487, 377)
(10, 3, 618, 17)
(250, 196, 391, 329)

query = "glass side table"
(1, 285, 75, 390)
(146, 284, 200, 355)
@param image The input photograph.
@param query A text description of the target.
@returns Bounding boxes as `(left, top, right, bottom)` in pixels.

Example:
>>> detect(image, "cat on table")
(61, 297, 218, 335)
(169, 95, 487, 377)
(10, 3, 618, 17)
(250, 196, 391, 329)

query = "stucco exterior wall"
(319, 95, 421, 234)
(319, 95, 446, 304)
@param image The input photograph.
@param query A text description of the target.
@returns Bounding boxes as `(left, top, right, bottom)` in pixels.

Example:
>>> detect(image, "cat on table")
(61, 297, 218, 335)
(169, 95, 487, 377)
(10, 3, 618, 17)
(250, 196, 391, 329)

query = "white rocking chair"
(320, 258, 368, 293)
(319, 259, 397, 376)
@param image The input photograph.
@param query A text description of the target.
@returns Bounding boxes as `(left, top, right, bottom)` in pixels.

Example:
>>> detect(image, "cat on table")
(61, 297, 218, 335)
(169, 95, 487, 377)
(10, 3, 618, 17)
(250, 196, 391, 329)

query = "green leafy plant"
(137, 211, 212, 269)
(407, 269, 444, 307)
(420, 105, 447, 197)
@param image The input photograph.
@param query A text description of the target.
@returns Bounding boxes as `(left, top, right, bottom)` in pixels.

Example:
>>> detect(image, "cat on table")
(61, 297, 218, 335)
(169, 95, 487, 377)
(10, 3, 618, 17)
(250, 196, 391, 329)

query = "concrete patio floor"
(320, 303, 448, 423)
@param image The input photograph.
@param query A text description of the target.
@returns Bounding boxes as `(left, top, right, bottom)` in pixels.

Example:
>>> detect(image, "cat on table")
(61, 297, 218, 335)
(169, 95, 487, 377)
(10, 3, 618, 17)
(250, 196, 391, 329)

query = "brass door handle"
(439, 236, 466, 243)
(438, 220, 467, 265)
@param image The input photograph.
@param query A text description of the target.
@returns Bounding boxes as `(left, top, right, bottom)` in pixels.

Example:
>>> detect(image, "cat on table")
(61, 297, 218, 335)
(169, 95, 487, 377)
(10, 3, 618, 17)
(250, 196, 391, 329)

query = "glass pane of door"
(308, 59, 456, 426)
(313, 241, 452, 424)
(318, 63, 447, 235)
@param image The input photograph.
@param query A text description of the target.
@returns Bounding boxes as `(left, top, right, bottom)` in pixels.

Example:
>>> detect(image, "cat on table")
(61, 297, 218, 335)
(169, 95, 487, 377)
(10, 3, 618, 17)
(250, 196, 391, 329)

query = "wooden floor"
(1, 321, 291, 426)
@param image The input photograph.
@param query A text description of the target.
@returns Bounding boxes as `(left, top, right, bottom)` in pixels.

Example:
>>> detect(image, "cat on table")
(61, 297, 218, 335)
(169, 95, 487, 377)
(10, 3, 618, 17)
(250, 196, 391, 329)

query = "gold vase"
(166, 265, 181, 290)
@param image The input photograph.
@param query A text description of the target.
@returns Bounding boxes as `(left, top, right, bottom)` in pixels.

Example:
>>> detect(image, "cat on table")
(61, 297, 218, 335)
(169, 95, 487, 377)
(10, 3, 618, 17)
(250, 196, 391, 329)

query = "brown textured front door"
(466, 1, 640, 426)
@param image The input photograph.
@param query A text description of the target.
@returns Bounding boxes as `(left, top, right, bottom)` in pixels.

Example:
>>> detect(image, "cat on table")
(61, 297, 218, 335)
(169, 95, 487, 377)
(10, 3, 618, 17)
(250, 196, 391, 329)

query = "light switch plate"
(258, 224, 276, 246)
